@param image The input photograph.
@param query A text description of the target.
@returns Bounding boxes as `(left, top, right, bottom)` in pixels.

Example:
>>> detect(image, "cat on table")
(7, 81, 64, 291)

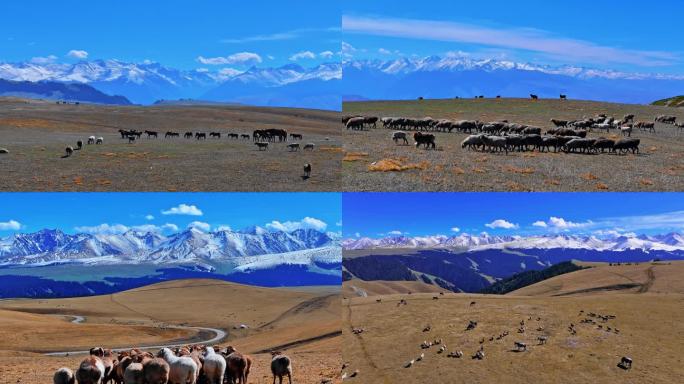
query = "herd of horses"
(116, 128, 297, 144)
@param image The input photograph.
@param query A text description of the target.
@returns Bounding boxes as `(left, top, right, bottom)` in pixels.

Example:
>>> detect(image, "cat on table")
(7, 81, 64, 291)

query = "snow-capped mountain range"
(0, 227, 340, 268)
(343, 232, 684, 253)
(342, 56, 684, 104)
(0, 59, 341, 108)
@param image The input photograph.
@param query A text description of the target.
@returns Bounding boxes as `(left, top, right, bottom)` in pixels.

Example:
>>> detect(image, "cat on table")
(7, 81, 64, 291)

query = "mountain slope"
(0, 78, 130, 105)
(480, 261, 586, 294)
(652, 95, 684, 107)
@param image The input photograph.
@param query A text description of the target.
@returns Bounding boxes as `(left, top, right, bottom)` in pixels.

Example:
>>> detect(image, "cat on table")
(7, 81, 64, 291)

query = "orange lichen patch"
(368, 158, 429, 172)
(472, 168, 487, 174)
(581, 172, 599, 181)
(544, 179, 561, 186)
(596, 182, 609, 190)
(505, 166, 535, 174)
(505, 181, 531, 191)
(72, 176, 83, 185)
(102, 152, 117, 157)
(639, 178, 654, 186)
(343, 152, 369, 162)
(95, 179, 112, 186)
(319, 146, 344, 153)
(452, 167, 465, 175)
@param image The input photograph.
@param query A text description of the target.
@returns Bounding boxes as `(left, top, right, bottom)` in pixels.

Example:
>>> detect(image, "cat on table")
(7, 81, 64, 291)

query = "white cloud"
(0, 220, 22, 230)
(451, 227, 460, 232)
(354, 232, 361, 238)
(548, 217, 589, 229)
(485, 219, 519, 230)
(75, 223, 129, 235)
(265, 217, 328, 232)
(336, 221, 343, 227)
(187, 221, 211, 232)
(30, 55, 57, 64)
(214, 67, 244, 80)
(388, 230, 403, 236)
(289, 50, 316, 61)
(320, 50, 334, 59)
(342, 15, 679, 67)
(340, 41, 357, 58)
(197, 52, 262, 66)
(161, 204, 203, 216)
(532, 220, 547, 227)
(220, 27, 340, 44)
(378, 48, 392, 55)
(132, 223, 178, 233)
(267, 55, 275, 60)
(217, 225, 232, 231)
(145, 215, 155, 221)
(67, 50, 88, 59)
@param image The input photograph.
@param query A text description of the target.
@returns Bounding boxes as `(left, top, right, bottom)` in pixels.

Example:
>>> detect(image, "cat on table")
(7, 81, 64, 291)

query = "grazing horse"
(303, 143, 315, 151)
(210, 132, 221, 139)
(228, 133, 239, 139)
(165, 131, 179, 138)
(76, 140, 83, 150)
(195, 132, 207, 140)
(254, 142, 269, 150)
(127, 135, 136, 143)
(184, 132, 193, 139)
(241, 134, 251, 140)
(530, 94, 539, 100)
(560, 94, 567, 100)
(287, 143, 300, 151)
(289, 133, 303, 140)
(87, 136, 96, 145)
(145, 130, 158, 139)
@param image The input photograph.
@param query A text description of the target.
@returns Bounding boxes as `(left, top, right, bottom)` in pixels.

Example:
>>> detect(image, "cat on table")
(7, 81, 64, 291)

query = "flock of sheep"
(344, 296, 634, 380)
(52, 345, 293, 384)
(344, 112, 682, 156)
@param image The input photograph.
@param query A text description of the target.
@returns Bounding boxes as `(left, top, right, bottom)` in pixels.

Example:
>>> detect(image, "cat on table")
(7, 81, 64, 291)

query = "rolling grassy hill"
(652, 95, 684, 107)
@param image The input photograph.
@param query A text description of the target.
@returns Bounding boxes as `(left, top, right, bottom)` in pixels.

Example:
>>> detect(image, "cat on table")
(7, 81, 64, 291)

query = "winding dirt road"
(45, 315, 226, 356)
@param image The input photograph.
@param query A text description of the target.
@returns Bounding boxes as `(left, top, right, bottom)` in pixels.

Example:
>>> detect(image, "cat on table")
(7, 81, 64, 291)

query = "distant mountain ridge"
(0, 59, 341, 108)
(0, 78, 131, 105)
(342, 56, 684, 104)
(343, 232, 684, 253)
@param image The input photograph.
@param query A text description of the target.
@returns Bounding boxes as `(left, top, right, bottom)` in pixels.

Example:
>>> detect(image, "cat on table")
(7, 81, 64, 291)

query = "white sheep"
(96, 137, 104, 144)
(202, 347, 226, 384)
(158, 347, 198, 384)
(88, 136, 96, 145)
(53, 367, 75, 384)
(76, 355, 105, 384)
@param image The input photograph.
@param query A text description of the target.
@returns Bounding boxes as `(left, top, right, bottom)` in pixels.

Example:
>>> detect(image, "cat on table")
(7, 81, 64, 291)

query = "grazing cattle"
(655, 115, 676, 124)
(635, 121, 655, 133)
(530, 94, 539, 100)
(303, 143, 315, 151)
(472, 347, 485, 360)
(254, 142, 269, 151)
(414, 132, 435, 149)
(289, 133, 303, 140)
(184, 132, 193, 139)
(613, 138, 640, 154)
(466, 320, 478, 331)
(165, 131, 179, 138)
(210, 132, 221, 139)
(346, 117, 365, 130)
(195, 132, 207, 140)
(145, 130, 158, 139)
(392, 131, 409, 145)
(88, 136, 96, 145)
(287, 143, 300, 151)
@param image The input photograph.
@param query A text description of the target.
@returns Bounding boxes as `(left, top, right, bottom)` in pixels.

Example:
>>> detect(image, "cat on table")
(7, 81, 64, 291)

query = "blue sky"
(0, 1, 340, 69)
(343, 1, 684, 74)
(343, 193, 684, 238)
(0, 193, 341, 236)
